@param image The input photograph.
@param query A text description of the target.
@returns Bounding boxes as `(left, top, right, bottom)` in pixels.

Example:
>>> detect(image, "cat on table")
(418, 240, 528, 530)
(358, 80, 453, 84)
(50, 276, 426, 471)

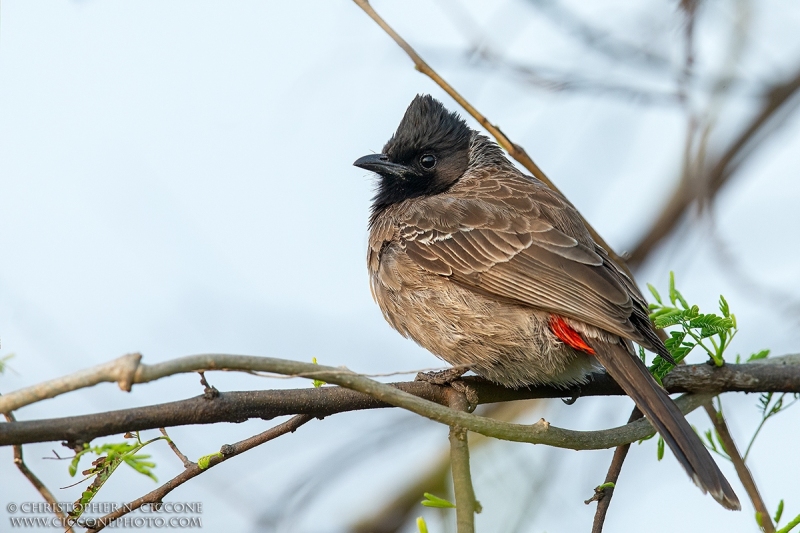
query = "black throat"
(368, 95, 473, 227)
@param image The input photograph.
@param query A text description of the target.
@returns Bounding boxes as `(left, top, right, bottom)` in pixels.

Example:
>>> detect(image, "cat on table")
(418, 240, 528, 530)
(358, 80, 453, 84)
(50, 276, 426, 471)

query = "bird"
(353, 94, 740, 510)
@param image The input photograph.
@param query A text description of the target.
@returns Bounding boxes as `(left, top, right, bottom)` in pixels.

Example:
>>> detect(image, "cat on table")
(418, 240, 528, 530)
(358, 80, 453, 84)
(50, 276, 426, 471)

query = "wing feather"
(392, 171, 655, 346)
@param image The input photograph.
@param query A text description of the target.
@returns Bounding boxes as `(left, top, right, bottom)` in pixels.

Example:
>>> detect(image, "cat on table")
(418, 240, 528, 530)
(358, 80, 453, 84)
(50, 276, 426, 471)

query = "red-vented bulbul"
(354, 94, 739, 510)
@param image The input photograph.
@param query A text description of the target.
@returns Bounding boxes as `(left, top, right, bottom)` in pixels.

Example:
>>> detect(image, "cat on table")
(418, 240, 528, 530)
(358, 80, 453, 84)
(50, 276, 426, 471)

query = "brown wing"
(393, 170, 661, 349)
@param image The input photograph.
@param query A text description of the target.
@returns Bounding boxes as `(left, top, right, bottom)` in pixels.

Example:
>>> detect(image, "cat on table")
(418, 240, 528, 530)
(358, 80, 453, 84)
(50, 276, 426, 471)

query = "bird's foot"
(561, 385, 582, 405)
(416, 367, 477, 411)
(415, 367, 468, 385)
(450, 380, 479, 412)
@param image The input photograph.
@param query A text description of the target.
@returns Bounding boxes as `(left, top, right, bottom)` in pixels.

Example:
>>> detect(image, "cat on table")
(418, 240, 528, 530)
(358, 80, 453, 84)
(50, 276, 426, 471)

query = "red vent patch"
(548, 315, 596, 355)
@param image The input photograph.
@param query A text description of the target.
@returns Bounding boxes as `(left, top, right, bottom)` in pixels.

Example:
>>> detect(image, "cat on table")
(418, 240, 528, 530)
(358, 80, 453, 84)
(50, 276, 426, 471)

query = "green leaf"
(704, 430, 718, 452)
(647, 284, 663, 304)
(416, 517, 429, 533)
(68, 444, 90, 477)
(719, 295, 730, 317)
(759, 393, 774, 416)
(664, 331, 687, 351)
(714, 429, 728, 456)
(656, 436, 665, 461)
(653, 309, 690, 329)
(421, 492, 456, 509)
(776, 499, 785, 524)
(748, 350, 770, 362)
(311, 357, 326, 388)
(69, 453, 128, 520)
(668, 272, 690, 309)
(123, 454, 158, 482)
(0, 353, 15, 374)
(776, 512, 800, 533)
(669, 272, 678, 305)
(637, 432, 656, 444)
(197, 452, 223, 470)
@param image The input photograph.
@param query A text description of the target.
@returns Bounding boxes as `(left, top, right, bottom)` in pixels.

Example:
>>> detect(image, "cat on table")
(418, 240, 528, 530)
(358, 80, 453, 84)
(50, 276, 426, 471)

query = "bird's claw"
(561, 386, 582, 405)
(416, 368, 477, 411)
(415, 367, 468, 385)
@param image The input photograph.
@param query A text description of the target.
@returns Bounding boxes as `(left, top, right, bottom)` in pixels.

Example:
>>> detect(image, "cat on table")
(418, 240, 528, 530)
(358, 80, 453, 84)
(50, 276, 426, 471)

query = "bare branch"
(524, 0, 671, 70)
(0, 352, 708, 450)
(159, 428, 192, 469)
(704, 402, 774, 533)
(2, 410, 75, 533)
(85, 414, 312, 533)
(2, 353, 799, 449)
(464, 50, 680, 106)
(351, 0, 634, 275)
(0, 353, 142, 415)
(351, 402, 529, 532)
(628, 65, 800, 267)
(448, 391, 480, 532)
(587, 407, 643, 533)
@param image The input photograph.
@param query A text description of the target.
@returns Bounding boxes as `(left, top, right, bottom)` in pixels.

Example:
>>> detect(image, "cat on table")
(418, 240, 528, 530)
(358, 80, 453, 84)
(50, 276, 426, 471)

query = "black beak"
(354, 153, 416, 179)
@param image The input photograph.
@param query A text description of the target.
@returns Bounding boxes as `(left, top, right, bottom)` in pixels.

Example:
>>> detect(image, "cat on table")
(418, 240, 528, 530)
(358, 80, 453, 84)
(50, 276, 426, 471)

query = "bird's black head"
(354, 95, 473, 224)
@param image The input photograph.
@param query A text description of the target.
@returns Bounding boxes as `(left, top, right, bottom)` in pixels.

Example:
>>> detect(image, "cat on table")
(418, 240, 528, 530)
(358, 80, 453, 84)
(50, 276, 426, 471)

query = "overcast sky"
(1, 1, 799, 532)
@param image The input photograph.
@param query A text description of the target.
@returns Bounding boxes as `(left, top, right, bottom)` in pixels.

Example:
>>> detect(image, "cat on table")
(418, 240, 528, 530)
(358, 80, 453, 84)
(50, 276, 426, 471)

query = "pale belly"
(370, 251, 601, 388)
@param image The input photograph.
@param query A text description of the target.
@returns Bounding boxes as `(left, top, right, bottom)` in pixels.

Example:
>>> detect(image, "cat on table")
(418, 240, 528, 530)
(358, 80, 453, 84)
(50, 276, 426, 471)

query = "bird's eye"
(419, 154, 437, 170)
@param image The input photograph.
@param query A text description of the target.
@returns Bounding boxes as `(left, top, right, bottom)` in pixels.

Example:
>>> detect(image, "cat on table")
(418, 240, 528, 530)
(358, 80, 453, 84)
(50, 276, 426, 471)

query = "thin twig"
(351, 0, 634, 276)
(85, 414, 312, 533)
(526, 0, 671, 70)
(743, 394, 798, 462)
(2, 410, 75, 533)
(587, 407, 643, 533)
(447, 391, 480, 533)
(704, 402, 774, 533)
(628, 64, 800, 267)
(158, 428, 193, 468)
(351, 402, 534, 533)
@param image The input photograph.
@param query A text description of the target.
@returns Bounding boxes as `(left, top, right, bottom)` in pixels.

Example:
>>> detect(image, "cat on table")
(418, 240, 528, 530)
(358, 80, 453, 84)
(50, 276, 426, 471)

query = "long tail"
(588, 339, 741, 510)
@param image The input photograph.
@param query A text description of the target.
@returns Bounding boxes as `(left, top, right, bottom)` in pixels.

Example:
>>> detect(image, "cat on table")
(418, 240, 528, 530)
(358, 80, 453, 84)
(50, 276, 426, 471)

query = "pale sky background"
(1, 1, 799, 532)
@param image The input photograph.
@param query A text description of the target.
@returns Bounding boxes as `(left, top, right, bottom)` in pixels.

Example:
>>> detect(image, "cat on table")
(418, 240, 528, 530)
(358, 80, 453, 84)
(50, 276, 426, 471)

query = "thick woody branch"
(1, 354, 798, 447)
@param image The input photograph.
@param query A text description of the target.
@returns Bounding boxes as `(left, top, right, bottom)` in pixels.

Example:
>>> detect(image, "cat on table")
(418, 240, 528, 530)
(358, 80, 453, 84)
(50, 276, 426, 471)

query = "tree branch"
(448, 391, 480, 533)
(2, 354, 797, 446)
(351, 0, 633, 275)
(628, 64, 800, 267)
(704, 402, 774, 532)
(2, 410, 75, 533)
(1, 353, 798, 447)
(0, 353, 706, 450)
(351, 402, 529, 533)
(586, 407, 643, 533)
(84, 414, 312, 533)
